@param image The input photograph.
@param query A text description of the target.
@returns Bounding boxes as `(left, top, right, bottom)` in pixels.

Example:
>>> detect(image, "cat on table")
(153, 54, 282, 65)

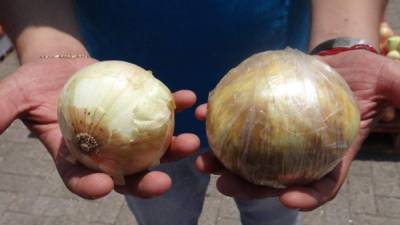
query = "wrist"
(309, 0, 383, 52)
(378, 57, 400, 103)
(310, 37, 378, 56)
(309, 32, 379, 53)
(16, 27, 88, 64)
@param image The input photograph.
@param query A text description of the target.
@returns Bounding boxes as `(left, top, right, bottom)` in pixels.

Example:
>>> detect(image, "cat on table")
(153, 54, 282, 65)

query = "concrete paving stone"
(299, 208, 326, 225)
(0, 153, 37, 178)
(70, 199, 99, 222)
(0, 173, 44, 214)
(218, 196, 240, 220)
(198, 196, 222, 225)
(40, 215, 110, 225)
(39, 192, 125, 224)
(114, 202, 139, 225)
(90, 223, 112, 225)
(0, 212, 44, 225)
(206, 175, 221, 198)
(7, 193, 39, 214)
(387, 1, 400, 34)
(89, 223, 112, 225)
(348, 159, 372, 176)
(372, 161, 400, 198)
(32, 156, 57, 178)
(396, 159, 400, 175)
(8, 119, 24, 129)
(40, 171, 80, 200)
(0, 147, 54, 177)
(215, 217, 242, 225)
(387, 2, 399, 13)
(2, 121, 31, 143)
(8, 140, 47, 160)
(398, 163, 400, 184)
(41, 216, 78, 225)
(0, 173, 44, 194)
(351, 214, 400, 225)
(348, 174, 377, 214)
(89, 191, 125, 224)
(375, 196, 400, 218)
(31, 196, 82, 217)
(0, 151, 37, 175)
(324, 191, 351, 225)
(0, 139, 13, 157)
(0, 191, 16, 216)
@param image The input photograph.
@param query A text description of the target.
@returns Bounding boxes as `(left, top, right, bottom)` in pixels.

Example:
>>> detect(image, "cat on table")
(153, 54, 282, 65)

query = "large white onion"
(206, 49, 360, 188)
(58, 61, 175, 185)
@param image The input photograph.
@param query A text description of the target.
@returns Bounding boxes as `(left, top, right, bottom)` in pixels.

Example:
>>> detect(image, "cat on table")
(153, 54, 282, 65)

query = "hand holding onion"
(57, 60, 200, 192)
(206, 49, 360, 188)
(58, 61, 176, 185)
(0, 57, 199, 200)
(196, 49, 400, 210)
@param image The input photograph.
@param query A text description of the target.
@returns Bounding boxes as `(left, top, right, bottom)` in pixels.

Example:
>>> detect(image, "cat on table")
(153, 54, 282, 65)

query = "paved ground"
(1, 1, 400, 225)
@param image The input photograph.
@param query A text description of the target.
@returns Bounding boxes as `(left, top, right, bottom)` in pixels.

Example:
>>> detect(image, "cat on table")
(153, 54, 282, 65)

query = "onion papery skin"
(58, 61, 175, 185)
(206, 49, 360, 188)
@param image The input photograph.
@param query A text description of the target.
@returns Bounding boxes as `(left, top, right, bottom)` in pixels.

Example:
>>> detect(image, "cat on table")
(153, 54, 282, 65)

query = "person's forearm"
(309, 0, 387, 51)
(0, 0, 87, 64)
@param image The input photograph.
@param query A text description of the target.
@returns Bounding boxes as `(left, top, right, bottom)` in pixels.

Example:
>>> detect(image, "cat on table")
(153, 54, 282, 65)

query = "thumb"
(379, 60, 400, 108)
(0, 75, 27, 133)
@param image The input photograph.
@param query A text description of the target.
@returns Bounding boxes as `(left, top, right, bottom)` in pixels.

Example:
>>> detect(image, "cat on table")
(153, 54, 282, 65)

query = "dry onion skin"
(58, 61, 175, 185)
(206, 49, 360, 188)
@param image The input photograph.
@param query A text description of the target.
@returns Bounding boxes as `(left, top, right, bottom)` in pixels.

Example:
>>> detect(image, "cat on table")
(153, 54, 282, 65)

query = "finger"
(161, 133, 200, 162)
(277, 131, 363, 211)
(173, 90, 197, 112)
(216, 172, 281, 199)
(56, 153, 114, 199)
(379, 59, 400, 108)
(46, 126, 170, 199)
(114, 171, 172, 198)
(279, 161, 344, 211)
(0, 76, 28, 134)
(37, 126, 114, 199)
(379, 106, 396, 122)
(195, 103, 207, 121)
(195, 150, 224, 174)
(279, 175, 337, 211)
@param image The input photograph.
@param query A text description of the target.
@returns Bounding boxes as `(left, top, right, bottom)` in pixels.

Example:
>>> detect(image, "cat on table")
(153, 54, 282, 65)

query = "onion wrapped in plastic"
(206, 49, 360, 188)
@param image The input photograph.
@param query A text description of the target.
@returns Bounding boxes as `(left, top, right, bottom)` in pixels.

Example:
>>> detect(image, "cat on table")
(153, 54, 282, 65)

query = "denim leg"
(235, 197, 299, 225)
(125, 155, 210, 225)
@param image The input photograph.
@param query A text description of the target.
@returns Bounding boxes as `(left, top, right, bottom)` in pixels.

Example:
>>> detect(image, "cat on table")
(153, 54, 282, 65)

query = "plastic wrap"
(206, 49, 360, 188)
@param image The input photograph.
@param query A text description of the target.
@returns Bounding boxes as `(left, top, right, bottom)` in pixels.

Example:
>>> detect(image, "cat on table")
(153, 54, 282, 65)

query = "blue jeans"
(126, 155, 299, 225)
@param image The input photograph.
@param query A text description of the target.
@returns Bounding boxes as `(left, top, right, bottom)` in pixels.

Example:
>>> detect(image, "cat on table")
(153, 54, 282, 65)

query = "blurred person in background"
(0, 24, 13, 61)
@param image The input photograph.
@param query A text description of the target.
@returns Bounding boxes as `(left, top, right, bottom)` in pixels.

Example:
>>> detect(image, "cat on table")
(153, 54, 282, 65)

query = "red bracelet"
(316, 44, 378, 56)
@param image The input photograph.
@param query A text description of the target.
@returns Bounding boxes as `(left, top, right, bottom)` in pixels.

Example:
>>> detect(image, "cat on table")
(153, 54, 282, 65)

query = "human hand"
(0, 58, 200, 199)
(195, 50, 400, 211)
